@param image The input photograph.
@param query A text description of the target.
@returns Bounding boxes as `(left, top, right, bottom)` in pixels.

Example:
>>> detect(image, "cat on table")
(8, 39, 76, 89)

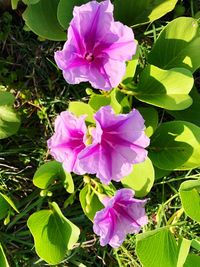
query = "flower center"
(85, 52, 94, 62)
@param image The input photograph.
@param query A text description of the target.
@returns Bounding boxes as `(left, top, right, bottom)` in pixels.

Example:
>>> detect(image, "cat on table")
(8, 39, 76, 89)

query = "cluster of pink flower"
(48, 0, 150, 248)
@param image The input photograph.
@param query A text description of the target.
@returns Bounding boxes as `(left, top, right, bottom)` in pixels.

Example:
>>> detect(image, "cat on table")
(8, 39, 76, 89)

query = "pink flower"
(55, 0, 137, 90)
(47, 111, 87, 174)
(78, 106, 149, 184)
(93, 189, 148, 248)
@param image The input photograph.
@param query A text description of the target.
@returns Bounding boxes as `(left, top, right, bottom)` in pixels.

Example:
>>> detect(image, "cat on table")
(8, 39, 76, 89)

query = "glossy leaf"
(149, 17, 200, 73)
(179, 179, 200, 222)
(79, 184, 103, 221)
(121, 158, 155, 197)
(114, 0, 178, 26)
(89, 94, 111, 112)
(33, 161, 64, 189)
(33, 161, 74, 192)
(27, 202, 80, 265)
(137, 107, 158, 137)
(135, 65, 193, 110)
(57, 0, 87, 29)
(0, 243, 9, 267)
(149, 121, 200, 170)
(68, 101, 95, 124)
(168, 87, 200, 127)
(89, 89, 129, 114)
(23, 0, 66, 41)
(136, 227, 178, 267)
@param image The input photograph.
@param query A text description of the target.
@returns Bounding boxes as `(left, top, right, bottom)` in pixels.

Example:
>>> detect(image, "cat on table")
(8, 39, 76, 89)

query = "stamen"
(85, 52, 94, 62)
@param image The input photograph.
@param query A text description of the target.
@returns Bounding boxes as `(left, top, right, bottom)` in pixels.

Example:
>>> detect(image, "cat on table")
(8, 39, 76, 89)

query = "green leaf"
(179, 179, 200, 222)
(191, 239, 200, 251)
(0, 106, 21, 139)
(136, 227, 178, 267)
(149, 121, 200, 170)
(137, 107, 158, 137)
(184, 254, 200, 267)
(79, 184, 103, 221)
(135, 65, 193, 110)
(63, 172, 74, 194)
(0, 91, 15, 106)
(27, 202, 80, 265)
(68, 101, 95, 124)
(177, 238, 192, 267)
(89, 89, 129, 114)
(121, 158, 154, 197)
(33, 161, 64, 189)
(11, 0, 20, 9)
(57, 0, 87, 29)
(0, 193, 19, 213)
(122, 41, 139, 81)
(33, 161, 74, 192)
(0, 243, 9, 267)
(168, 87, 200, 127)
(149, 17, 200, 73)
(89, 94, 111, 112)
(22, 0, 40, 4)
(23, 0, 66, 41)
(114, 0, 178, 26)
(154, 166, 171, 180)
(0, 195, 9, 220)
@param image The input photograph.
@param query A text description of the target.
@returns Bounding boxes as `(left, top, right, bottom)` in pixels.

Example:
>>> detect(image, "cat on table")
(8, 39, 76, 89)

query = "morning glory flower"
(93, 189, 148, 248)
(47, 111, 87, 174)
(55, 0, 137, 90)
(78, 106, 150, 184)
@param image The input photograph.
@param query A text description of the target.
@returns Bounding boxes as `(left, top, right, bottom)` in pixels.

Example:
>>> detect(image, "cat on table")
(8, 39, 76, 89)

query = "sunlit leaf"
(149, 17, 200, 73)
(114, 0, 178, 26)
(68, 101, 95, 124)
(121, 158, 154, 197)
(0, 243, 9, 267)
(136, 227, 178, 267)
(134, 65, 193, 110)
(179, 179, 200, 222)
(27, 202, 80, 265)
(79, 184, 103, 221)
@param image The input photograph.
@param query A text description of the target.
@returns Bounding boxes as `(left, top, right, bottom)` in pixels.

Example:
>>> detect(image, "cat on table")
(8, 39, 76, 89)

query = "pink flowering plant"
(2, 0, 200, 266)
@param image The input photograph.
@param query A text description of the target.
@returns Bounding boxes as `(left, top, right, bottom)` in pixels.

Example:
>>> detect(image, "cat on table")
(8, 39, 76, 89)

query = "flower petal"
(47, 111, 87, 174)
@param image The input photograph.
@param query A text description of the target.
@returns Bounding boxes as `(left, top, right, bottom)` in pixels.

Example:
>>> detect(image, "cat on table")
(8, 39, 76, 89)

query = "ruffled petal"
(47, 111, 87, 174)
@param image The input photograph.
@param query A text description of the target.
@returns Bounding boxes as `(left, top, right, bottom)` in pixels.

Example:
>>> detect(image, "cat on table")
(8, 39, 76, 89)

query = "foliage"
(0, 0, 200, 266)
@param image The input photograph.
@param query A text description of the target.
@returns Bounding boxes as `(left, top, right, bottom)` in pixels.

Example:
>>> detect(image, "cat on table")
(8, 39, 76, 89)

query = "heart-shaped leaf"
(149, 121, 200, 170)
(114, 0, 178, 26)
(27, 202, 80, 265)
(136, 227, 178, 267)
(149, 17, 200, 73)
(134, 65, 193, 110)
(23, 0, 66, 41)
